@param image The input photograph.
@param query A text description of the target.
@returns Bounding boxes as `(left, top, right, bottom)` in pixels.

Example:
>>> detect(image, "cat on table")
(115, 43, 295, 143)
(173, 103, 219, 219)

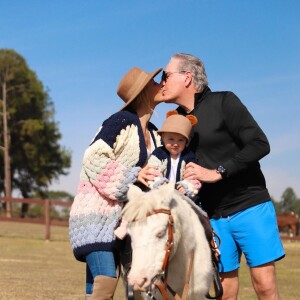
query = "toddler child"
(148, 110, 201, 199)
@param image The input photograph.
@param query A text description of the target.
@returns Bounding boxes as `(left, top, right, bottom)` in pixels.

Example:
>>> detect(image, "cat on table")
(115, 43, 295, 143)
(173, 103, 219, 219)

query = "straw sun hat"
(117, 66, 162, 111)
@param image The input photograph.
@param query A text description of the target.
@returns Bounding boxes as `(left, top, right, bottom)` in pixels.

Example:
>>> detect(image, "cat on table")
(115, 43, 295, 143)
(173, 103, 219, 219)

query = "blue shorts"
(210, 201, 285, 273)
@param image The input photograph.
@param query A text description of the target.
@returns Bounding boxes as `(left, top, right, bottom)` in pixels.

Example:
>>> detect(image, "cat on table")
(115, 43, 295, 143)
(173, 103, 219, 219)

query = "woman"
(69, 66, 163, 299)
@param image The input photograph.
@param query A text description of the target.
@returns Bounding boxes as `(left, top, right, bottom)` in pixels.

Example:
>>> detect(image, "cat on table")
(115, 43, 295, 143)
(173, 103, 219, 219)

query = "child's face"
(162, 132, 187, 159)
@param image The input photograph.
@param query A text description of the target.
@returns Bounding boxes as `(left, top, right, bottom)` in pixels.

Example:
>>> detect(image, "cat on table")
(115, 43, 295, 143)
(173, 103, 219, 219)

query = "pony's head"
(122, 183, 179, 291)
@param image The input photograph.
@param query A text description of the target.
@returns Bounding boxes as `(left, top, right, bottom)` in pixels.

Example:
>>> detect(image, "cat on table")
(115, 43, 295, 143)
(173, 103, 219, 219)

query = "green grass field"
(0, 222, 299, 300)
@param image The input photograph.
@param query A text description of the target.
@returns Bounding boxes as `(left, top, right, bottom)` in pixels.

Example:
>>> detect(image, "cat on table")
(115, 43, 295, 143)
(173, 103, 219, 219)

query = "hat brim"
(157, 129, 190, 141)
(119, 67, 162, 111)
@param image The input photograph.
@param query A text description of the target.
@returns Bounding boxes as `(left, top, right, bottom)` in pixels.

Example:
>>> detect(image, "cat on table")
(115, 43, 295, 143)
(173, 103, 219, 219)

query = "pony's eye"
(156, 228, 167, 238)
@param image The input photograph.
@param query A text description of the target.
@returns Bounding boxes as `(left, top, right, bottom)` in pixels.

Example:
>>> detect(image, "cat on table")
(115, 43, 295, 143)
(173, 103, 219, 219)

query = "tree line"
(273, 187, 300, 216)
(0, 49, 71, 217)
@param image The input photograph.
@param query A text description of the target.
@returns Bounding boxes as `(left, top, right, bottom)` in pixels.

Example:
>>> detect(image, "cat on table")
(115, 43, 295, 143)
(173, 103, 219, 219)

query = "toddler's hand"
(176, 184, 186, 195)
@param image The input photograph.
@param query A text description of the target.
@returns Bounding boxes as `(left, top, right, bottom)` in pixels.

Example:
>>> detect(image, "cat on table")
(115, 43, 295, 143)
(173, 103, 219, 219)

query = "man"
(158, 53, 285, 300)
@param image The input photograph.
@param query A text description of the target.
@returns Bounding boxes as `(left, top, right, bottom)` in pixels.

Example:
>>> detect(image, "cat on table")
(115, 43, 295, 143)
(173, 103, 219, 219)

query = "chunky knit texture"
(69, 110, 161, 261)
(148, 146, 201, 198)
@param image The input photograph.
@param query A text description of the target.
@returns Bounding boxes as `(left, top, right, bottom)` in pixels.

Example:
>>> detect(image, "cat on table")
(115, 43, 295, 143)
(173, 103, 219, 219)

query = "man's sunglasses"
(161, 70, 187, 82)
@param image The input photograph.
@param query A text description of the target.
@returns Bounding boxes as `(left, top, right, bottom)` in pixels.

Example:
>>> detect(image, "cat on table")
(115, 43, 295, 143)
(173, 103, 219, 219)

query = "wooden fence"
(0, 196, 71, 240)
(1, 196, 299, 241)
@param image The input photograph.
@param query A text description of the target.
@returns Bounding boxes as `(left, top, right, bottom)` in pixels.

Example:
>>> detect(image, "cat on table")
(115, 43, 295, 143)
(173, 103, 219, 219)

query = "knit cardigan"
(69, 110, 161, 261)
(147, 146, 201, 199)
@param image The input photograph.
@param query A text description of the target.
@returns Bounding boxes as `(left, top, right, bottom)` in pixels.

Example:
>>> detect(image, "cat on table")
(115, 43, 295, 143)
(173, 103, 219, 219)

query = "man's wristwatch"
(216, 165, 227, 179)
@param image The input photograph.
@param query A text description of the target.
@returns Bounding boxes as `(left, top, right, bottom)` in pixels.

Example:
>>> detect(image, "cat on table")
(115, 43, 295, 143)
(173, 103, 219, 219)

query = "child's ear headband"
(166, 110, 198, 127)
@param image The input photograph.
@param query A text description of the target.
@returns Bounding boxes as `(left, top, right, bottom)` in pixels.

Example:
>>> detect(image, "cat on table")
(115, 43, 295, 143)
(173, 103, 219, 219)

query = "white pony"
(122, 183, 213, 300)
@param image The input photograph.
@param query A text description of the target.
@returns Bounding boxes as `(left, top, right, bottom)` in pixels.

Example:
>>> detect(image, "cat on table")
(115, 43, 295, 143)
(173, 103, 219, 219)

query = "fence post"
(45, 199, 51, 240)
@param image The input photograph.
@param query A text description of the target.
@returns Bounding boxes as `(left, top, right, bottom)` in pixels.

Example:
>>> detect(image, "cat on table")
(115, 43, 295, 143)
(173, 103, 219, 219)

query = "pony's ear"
(127, 184, 143, 202)
(158, 183, 175, 206)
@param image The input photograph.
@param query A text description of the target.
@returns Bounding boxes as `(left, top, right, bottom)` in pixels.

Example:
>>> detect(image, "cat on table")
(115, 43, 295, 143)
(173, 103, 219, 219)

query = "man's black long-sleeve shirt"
(178, 87, 271, 218)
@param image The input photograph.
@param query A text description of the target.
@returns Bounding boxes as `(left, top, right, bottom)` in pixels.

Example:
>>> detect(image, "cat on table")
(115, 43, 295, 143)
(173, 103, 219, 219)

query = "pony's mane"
(122, 194, 156, 222)
(122, 184, 200, 225)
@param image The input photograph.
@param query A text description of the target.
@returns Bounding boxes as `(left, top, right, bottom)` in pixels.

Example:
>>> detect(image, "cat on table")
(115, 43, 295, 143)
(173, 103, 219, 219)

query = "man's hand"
(184, 162, 222, 183)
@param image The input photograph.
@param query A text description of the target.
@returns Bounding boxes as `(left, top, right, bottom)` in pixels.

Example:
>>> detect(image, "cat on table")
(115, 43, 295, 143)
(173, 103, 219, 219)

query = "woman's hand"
(137, 165, 161, 186)
(184, 162, 222, 183)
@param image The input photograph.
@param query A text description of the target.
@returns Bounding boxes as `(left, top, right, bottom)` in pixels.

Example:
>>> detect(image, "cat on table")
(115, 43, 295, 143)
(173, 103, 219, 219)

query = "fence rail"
(0, 196, 71, 240)
(1, 196, 299, 240)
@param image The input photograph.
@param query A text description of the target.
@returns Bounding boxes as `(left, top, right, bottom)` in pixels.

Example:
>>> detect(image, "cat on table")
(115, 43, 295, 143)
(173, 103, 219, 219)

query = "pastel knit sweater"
(69, 110, 161, 261)
(148, 146, 201, 199)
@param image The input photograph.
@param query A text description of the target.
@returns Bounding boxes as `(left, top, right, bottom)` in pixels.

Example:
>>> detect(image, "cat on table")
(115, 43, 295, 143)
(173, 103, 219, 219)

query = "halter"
(145, 209, 195, 300)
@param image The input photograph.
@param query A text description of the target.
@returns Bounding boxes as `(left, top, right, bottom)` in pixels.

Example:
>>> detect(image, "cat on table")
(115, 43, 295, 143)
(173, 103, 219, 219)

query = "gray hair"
(172, 53, 208, 92)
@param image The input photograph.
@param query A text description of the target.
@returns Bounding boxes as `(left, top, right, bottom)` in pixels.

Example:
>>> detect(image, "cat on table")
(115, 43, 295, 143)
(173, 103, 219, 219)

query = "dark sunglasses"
(161, 70, 187, 82)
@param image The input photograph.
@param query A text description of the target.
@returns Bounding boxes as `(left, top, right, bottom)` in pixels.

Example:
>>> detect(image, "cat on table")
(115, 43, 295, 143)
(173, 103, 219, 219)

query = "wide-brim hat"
(117, 67, 162, 111)
(158, 115, 193, 141)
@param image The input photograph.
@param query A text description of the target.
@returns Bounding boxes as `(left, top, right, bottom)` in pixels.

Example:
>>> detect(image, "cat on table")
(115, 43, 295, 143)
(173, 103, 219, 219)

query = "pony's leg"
(288, 226, 294, 237)
(291, 224, 296, 237)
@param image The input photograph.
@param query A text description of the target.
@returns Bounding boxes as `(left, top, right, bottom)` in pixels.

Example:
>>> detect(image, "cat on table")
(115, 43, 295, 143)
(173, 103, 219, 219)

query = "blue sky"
(1, 1, 299, 201)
